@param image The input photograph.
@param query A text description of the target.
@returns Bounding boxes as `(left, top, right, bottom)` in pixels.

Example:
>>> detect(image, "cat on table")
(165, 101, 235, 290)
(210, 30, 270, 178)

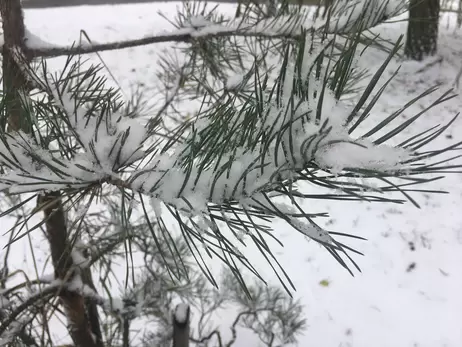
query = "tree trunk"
(172, 304, 190, 347)
(0, 2, 103, 347)
(0, 0, 31, 133)
(458, 0, 462, 28)
(405, 0, 440, 61)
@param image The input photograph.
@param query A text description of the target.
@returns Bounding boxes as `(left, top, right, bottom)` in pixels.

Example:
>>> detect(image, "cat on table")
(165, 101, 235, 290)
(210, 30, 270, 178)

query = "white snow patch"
(315, 139, 412, 174)
(225, 73, 245, 91)
(24, 28, 57, 50)
(174, 303, 190, 324)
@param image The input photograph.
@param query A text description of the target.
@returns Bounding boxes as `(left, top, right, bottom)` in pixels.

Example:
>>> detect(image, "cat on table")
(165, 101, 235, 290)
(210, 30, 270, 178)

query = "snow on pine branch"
(0, 34, 413, 246)
(0, 131, 104, 193)
(323, 0, 406, 33)
(50, 82, 147, 172)
(0, 58, 147, 192)
(127, 48, 411, 209)
(0, 272, 145, 342)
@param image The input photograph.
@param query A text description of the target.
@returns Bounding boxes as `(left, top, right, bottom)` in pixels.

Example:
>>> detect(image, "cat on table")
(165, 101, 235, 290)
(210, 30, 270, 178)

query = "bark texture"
(405, 0, 440, 60)
(0, 0, 31, 132)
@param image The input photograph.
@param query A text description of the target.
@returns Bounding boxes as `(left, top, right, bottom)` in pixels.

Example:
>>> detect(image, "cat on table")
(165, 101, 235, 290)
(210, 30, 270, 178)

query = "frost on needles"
(0, 37, 413, 249)
(0, 0, 458, 281)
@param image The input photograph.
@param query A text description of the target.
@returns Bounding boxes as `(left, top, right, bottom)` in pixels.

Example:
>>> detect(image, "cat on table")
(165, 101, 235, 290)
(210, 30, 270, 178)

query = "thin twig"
(226, 310, 265, 347)
(190, 330, 223, 347)
(0, 283, 59, 336)
(0, 280, 106, 338)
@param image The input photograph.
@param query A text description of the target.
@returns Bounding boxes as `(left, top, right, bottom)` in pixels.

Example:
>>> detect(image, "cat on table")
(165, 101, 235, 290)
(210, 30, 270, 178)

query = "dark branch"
(26, 29, 302, 59)
(190, 330, 223, 347)
(37, 192, 104, 347)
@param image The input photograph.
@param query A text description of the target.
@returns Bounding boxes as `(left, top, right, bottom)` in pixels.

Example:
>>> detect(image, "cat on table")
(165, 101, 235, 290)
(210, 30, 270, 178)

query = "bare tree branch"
(190, 330, 223, 347)
(24, 28, 303, 59)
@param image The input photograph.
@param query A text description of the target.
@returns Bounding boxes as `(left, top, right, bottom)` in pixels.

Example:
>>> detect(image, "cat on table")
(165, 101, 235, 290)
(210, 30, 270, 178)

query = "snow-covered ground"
(1, 2, 462, 347)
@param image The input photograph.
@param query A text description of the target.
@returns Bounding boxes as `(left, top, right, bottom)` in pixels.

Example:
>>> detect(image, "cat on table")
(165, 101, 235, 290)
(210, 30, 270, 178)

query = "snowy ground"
(1, 2, 462, 347)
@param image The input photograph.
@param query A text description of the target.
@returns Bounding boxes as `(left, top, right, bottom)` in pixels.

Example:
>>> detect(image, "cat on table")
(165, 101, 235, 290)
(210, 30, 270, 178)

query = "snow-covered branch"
(0, 272, 144, 340)
(0, 280, 63, 338)
(0, 39, 414, 248)
(24, 24, 303, 59)
(0, 0, 406, 59)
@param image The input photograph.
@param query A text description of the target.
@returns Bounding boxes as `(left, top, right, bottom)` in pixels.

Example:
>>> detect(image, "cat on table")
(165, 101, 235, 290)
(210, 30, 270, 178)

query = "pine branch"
(0, 0, 458, 298)
(1, 30, 458, 283)
(0, 308, 39, 347)
(190, 330, 223, 347)
(0, 0, 406, 60)
(0, 282, 60, 338)
(25, 28, 302, 59)
(0, 276, 108, 339)
(0, 2, 104, 347)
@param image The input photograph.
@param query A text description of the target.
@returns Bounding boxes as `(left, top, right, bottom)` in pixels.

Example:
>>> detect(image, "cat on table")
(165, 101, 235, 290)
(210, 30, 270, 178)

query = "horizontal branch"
(0, 2, 406, 61)
(15, 0, 404, 59)
(26, 28, 302, 59)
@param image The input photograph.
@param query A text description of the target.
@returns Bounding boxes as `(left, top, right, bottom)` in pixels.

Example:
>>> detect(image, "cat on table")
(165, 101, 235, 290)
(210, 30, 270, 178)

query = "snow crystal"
(190, 24, 237, 37)
(174, 303, 190, 324)
(66, 274, 84, 292)
(102, 289, 144, 319)
(129, 79, 411, 220)
(0, 316, 29, 347)
(63, 275, 103, 304)
(104, 297, 124, 314)
(0, 131, 104, 193)
(323, 0, 406, 34)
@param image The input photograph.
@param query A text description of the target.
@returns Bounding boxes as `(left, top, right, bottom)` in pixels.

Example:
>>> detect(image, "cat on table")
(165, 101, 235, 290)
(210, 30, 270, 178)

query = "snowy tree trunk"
(405, 0, 440, 60)
(172, 304, 190, 347)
